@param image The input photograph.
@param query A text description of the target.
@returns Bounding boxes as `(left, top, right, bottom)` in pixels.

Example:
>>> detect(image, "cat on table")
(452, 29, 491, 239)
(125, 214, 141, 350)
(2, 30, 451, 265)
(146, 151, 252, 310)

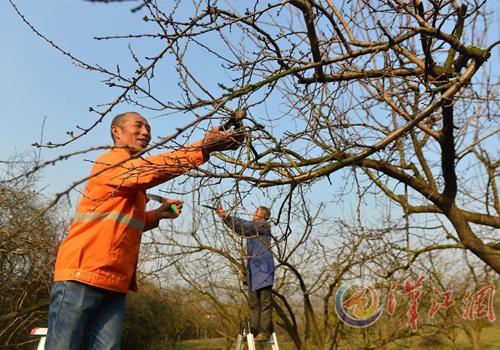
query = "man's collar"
(111, 147, 136, 156)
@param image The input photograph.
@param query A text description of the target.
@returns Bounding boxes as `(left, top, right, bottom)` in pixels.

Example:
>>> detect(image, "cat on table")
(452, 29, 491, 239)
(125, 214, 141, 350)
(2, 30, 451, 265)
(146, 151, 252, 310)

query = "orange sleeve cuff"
(145, 210, 159, 230)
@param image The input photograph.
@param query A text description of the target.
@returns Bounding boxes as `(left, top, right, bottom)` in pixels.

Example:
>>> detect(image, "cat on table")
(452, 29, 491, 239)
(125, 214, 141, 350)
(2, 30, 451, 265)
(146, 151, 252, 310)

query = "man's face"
(253, 208, 268, 221)
(112, 113, 151, 152)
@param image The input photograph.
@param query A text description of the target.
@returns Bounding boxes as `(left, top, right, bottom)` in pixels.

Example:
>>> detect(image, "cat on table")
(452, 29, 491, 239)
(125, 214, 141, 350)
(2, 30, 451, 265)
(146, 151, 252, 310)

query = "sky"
(2, 1, 499, 282)
(1, 0, 497, 226)
(0, 1, 326, 218)
(0, 1, 348, 213)
(0, 1, 222, 202)
(1, 1, 144, 194)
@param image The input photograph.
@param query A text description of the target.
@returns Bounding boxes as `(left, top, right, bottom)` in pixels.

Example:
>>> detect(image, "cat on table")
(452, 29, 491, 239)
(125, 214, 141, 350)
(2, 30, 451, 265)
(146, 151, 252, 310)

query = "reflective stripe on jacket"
(223, 216, 274, 291)
(54, 147, 206, 293)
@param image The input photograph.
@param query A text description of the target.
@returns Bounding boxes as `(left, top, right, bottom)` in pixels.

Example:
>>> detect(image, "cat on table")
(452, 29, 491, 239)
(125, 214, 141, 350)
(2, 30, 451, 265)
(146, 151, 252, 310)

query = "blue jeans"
(45, 281, 126, 350)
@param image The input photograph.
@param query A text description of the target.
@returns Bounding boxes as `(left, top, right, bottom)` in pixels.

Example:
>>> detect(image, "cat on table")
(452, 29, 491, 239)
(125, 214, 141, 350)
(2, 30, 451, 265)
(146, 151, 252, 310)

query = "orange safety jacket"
(53, 147, 207, 293)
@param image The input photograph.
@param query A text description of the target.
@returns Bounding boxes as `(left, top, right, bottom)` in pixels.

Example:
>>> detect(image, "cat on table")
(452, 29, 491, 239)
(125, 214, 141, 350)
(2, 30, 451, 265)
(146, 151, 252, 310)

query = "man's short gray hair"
(257, 206, 271, 220)
(110, 112, 139, 143)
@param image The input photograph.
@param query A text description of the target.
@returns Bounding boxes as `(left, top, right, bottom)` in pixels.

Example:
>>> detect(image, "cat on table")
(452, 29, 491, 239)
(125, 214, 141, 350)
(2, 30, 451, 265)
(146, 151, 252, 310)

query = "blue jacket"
(224, 216, 274, 291)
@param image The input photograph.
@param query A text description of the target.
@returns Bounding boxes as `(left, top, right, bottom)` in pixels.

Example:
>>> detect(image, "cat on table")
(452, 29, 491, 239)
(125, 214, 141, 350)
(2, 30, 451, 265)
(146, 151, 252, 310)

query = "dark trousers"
(248, 286, 273, 336)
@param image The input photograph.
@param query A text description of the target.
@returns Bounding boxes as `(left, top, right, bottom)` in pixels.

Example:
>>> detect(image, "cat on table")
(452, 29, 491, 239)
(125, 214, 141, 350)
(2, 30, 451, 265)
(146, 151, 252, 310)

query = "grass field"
(174, 322, 499, 349)
(387, 324, 500, 350)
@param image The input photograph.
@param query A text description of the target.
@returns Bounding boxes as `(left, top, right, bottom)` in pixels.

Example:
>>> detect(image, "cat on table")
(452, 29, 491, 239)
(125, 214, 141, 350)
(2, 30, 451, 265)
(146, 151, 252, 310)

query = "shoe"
(254, 333, 271, 342)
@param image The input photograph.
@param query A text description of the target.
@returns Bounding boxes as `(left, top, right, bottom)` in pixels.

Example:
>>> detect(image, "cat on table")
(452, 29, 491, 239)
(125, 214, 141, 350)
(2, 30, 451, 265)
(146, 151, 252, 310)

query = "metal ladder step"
(235, 321, 279, 350)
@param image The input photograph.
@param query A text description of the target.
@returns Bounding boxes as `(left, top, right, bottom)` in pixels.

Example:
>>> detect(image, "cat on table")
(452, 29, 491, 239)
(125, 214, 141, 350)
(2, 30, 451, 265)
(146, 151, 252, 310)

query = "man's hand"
(220, 109, 246, 131)
(200, 109, 246, 156)
(201, 127, 245, 155)
(155, 198, 183, 220)
(215, 207, 229, 219)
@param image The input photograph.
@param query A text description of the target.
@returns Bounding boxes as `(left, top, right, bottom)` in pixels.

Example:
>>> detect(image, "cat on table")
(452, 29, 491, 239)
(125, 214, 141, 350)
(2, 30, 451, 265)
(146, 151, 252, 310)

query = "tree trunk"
(463, 324, 481, 350)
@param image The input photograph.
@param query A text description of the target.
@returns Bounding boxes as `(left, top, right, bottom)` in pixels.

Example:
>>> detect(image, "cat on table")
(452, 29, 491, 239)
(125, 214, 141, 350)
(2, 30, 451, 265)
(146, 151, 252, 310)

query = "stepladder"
(235, 320, 279, 350)
(30, 327, 47, 350)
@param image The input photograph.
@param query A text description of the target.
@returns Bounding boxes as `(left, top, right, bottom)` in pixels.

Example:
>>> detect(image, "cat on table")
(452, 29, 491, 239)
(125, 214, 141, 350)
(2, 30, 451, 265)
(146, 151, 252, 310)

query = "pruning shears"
(220, 109, 246, 131)
(220, 108, 261, 160)
(146, 193, 178, 215)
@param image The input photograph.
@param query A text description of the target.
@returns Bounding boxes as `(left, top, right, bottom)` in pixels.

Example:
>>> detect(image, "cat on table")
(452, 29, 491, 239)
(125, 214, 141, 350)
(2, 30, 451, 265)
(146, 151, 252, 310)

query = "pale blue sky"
(0, 1, 310, 207)
(0, 1, 315, 216)
(1, 1, 141, 192)
(1, 1, 496, 226)
(0, 1, 215, 197)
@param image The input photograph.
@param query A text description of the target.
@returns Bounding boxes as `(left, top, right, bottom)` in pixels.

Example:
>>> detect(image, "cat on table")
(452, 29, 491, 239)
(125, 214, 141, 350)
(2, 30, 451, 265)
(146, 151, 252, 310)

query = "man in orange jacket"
(45, 111, 244, 350)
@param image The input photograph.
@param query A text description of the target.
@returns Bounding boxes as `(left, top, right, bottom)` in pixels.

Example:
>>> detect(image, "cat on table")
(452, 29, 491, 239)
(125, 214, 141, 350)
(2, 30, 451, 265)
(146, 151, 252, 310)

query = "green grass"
(174, 323, 499, 350)
(452, 324, 500, 350)
(387, 323, 500, 350)
(175, 337, 227, 350)
(175, 337, 296, 350)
